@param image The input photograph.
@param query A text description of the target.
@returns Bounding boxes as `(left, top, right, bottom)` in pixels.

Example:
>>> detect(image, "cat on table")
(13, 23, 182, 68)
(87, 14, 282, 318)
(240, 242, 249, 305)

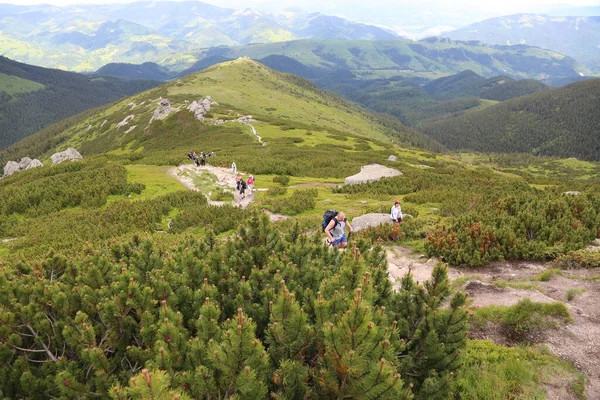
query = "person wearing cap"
(391, 200, 403, 223)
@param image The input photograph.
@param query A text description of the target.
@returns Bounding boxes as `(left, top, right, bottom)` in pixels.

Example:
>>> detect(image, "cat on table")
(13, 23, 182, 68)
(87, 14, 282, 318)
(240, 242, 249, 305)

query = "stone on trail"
(344, 164, 402, 185)
(51, 148, 83, 165)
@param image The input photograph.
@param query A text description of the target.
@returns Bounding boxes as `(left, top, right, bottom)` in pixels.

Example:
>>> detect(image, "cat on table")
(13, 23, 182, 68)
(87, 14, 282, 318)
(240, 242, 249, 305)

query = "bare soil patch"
(385, 245, 600, 399)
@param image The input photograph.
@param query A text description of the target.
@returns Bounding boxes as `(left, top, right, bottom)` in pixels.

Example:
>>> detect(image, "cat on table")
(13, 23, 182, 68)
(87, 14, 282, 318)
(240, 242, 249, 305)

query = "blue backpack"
(321, 210, 338, 232)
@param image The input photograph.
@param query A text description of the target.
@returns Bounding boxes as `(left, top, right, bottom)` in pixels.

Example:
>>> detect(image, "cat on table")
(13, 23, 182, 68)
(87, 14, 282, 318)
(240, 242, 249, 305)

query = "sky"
(1, 0, 598, 11)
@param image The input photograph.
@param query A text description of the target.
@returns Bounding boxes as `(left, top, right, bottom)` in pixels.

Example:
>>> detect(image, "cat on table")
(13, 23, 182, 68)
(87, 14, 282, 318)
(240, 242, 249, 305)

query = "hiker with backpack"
(323, 210, 354, 249)
(391, 200, 403, 223)
(238, 177, 248, 199)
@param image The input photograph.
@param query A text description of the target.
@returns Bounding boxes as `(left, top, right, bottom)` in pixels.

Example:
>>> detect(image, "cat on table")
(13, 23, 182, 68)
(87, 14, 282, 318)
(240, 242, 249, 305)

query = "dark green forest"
(314, 70, 549, 127)
(419, 78, 600, 161)
(0, 56, 160, 151)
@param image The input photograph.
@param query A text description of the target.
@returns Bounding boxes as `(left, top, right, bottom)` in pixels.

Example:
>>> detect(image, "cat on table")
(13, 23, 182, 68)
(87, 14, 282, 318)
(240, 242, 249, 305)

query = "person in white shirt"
(391, 200, 403, 223)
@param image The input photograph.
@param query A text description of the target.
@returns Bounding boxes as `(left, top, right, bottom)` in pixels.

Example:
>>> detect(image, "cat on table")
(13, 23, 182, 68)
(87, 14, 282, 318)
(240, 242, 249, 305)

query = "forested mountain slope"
(160, 37, 585, 83)
(0, 56, 161, 151)
(419, 78, 600, 160)
(313, 70, 549, 127)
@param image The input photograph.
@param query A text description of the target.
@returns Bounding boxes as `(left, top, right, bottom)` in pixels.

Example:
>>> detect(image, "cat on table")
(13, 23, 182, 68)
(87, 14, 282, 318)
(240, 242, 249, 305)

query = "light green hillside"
(168, 58, 390, 142)
(0, 73, 45, 95)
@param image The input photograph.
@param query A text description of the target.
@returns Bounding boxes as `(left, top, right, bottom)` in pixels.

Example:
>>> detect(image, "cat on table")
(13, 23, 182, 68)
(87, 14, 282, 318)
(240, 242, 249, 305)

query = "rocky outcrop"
(237, 115, 254, 122)
(51, 148, 83, 165)
(18, 157, 33, 170)
(2, 161, 20, 177)
(344, 164, 402, 185)
(116, 115, 134, 129)
(26, 159, 43, 170)
(187, 101, 205, 121)
(351, 213, 392, 232)
(187, 96, 217, 121)
(150, 99, 179, 124)
(2, 157, 43, 177)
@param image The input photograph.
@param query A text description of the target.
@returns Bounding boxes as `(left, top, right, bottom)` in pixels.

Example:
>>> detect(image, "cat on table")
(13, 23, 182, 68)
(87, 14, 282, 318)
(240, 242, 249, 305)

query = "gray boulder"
(388, 155, 397, 162)
(351, 213, 392, 232)
(25, 159, 43, 170)
(345, 164, 402, 185)
(51, 148, 83, 165)
(2, 160, 20, 177)
(18, 157, 32, 170)
(187, 96, 215, 121)
(150, 99, 178, 123)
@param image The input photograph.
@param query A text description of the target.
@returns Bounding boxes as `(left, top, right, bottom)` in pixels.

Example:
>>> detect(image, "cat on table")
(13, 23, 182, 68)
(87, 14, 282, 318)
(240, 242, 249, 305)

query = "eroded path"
(385, 245, 600, 399)
(170, 164, 289, 223)
(170, 164, 254, 208)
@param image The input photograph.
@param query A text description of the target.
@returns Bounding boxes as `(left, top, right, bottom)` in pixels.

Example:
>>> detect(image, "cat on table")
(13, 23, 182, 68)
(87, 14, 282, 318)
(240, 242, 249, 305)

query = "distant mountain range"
(0, 1, 397, 71)
(0, 56, 160, 150)
(418, 78, 600, 161)
(156, 38, 585, 84)
(445, 14, 600, 73)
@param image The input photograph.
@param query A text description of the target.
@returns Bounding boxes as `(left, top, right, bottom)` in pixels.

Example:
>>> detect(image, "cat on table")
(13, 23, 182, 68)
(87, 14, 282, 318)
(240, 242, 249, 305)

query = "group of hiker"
(186, 152, 404, 250)
(323, 200, 402, 249)
(235, 173, 254, 200)
(188, 150, 215, 167)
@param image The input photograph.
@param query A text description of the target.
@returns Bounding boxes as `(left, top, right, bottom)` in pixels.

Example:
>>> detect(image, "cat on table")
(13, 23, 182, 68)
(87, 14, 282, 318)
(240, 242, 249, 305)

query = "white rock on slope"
(344, 164, 402, 185)
(51, 148, 83, 165)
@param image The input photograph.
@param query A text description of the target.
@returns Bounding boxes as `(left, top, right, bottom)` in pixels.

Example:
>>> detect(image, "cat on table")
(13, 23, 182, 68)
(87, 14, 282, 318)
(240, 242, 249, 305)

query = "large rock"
(150, 98, 178, 123)
(351, 213, 392, 232)
(51, 148, 83, 165)
(2, 160, 20, 177)
(345, 164, 402, 185)
(25, 159, 43, 170)
(18, 157, 32, 170)
(187, 96, 215, 121)
(2, 157, 43, 177)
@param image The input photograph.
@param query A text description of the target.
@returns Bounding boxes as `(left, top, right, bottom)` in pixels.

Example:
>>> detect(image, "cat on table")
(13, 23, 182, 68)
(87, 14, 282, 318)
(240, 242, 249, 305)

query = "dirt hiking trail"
(170, 164, 254, 208)
(170, 164, 288, 222)
(385, 245, 600, 399)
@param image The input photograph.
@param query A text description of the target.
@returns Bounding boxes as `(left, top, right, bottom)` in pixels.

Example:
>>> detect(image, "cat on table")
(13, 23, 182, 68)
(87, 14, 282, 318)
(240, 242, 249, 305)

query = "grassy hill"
(1, 58, 441, 170)
(0, 56, 161, 151)
(419, 78, 600, 161)
(0, 56, 598, 400)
